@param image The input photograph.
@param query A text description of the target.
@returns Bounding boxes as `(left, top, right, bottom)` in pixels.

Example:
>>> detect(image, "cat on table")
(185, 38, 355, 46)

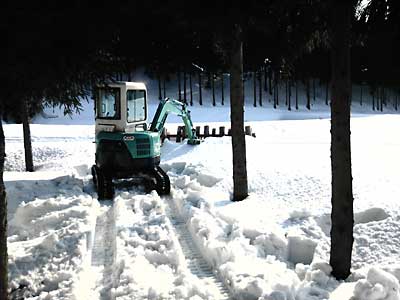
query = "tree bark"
(189, 72, 193, 106)
(158, 74, 162, 100)
(22, 99, 34, 172)
(264, 66, 267, 92)
(178, 69, 182, 101)
(230, 24, 248, 201)
(198, 71, 203, 105)
(221, 72, 225, 105)
(212, 73, 216, 106)
(258, 71, 262, 106)
(253, 70, 257, 107)
(0, 117, 8, 299)
(183, 69, 187, 104)
(326, 81, 329, 105)
(306, 79, 311, 110)
(329, 0, 354, 280)
(268, 68, 273, 96)
(163, 78, 166, 99)
(288, 80, 291, 111)
(313, 78, 316, 102)
(372, 89, 375, 111)
(273, 75, 277, 109)
(285, 79, 288, 106)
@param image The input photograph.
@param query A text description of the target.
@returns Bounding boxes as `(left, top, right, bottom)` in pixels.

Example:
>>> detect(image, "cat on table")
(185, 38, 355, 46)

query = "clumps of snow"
(111, 191, 215, 299)
(355, 207, 389, 225)
(287, 235, 317, 265)
(296, 262, 338, 300)
(353, 267, 400, 300)
(289, 209, 312, 219)
(73, 164, 91, 177)
(352, 214, 400, 269)
(195, 173, 221, 188)
(169, 171, 301, 300)
(253, 232, 288, 261)
(7, 176, 96, 299)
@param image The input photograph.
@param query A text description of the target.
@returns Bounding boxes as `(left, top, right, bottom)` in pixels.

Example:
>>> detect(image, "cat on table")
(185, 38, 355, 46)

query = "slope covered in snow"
(5, 77, 400, 300)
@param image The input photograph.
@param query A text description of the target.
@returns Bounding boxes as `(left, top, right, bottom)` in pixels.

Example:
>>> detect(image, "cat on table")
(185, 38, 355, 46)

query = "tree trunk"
(360, 85, 363, 106)
(273, 75, 277, 109)
(264, 66, 267, 92)
(178, 70, 182, 101)
(268, 68, 273, 96)
(372, 89, 375, 111)
(276, 74, 279, 106)
(313, 78, 316, 102)
(212, 73, 216, 106)
(253, 71, 257, 107)
(221, 73, 225, 105)
(198, 71, 203, 105)
(258, 71, 262, 106)
(189, 72, 193, 106)
(326, 81, 329, 105)
(183, 70, 187, 104)
(288, 80, 291, 111)
(22, 99, 34, 172)
(0, 117, 8, 299)
(329, 1, 354, 280)
(285, 79, 288, 106)
(306, 79, 311, 110)
(230, 24, 248, 201)
(158, 74, 162, 100)
(163, 78, 166, 99)
(295, 80, 299, 110)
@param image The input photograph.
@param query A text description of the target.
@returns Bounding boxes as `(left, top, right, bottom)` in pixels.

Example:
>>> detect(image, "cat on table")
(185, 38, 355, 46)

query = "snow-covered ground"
(5, 78, 400, 300)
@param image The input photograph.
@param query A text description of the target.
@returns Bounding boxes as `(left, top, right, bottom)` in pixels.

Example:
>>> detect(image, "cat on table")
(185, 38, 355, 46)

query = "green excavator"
(91, 82, 200, 199)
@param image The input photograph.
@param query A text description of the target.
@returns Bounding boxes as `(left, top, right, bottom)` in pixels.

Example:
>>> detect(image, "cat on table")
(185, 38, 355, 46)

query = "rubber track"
(165, 198, 231, 300)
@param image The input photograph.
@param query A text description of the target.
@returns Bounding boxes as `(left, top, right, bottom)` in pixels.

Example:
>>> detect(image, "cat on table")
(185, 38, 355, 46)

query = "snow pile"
(165, 165, 300, 300)
(295, 262, 339, 300)
(111, 191, 215, 300)
(353, 267, 400, 300)
(7, 176, 96, 299)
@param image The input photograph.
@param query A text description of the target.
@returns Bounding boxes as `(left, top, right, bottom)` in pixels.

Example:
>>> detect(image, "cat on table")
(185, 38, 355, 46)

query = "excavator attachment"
(150, 97, 201, 145)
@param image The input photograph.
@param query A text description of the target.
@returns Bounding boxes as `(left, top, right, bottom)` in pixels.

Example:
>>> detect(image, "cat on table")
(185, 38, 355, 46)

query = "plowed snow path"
(165, 198, 231, 300)
(91, 201, 117, 300)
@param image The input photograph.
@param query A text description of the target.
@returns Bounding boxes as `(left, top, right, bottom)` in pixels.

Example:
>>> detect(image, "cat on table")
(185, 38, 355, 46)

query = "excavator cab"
(94, 82, 148, 134)
(92, 82, 200, 200)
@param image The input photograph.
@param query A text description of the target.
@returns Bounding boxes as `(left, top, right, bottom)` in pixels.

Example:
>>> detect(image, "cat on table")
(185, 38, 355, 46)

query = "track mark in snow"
(165, 198, 231, 300)
(91, 201, 117, 300)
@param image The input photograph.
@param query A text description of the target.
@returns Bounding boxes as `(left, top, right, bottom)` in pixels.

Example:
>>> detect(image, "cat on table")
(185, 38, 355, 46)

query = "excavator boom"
(150, 98, 200, 144)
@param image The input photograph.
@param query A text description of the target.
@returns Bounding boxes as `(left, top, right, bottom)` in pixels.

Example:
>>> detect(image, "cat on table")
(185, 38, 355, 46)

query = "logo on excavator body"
(123, 136, 135, 141)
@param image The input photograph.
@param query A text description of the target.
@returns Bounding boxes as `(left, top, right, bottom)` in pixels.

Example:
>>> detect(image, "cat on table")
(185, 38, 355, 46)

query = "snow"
(5, 75, 400, 299)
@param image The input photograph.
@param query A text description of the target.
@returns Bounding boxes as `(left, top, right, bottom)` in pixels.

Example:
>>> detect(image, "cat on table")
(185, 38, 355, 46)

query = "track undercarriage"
(91, 165, 170, 200)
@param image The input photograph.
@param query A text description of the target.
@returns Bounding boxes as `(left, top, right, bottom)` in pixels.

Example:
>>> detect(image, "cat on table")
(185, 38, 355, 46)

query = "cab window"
(97, 88, 120, 119)
(127, 90, 146, 122)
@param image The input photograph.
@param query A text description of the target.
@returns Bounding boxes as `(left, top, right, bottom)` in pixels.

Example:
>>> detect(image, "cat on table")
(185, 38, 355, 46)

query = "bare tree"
(22, 99, 34, 172)
(0, 117, 7, 300)
(230, 23, 248, 201)
(329, 0, 354, 280)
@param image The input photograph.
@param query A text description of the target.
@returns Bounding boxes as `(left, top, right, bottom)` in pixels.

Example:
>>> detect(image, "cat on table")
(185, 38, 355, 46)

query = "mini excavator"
(92, 82, 200, 199)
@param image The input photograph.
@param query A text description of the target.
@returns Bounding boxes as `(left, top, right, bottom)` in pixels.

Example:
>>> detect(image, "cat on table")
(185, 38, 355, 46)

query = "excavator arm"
(149, 98, 200, 145)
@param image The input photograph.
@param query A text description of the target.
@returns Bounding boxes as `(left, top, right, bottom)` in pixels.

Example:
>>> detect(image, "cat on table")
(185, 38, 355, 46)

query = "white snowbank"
(353, 267, 400, 300)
